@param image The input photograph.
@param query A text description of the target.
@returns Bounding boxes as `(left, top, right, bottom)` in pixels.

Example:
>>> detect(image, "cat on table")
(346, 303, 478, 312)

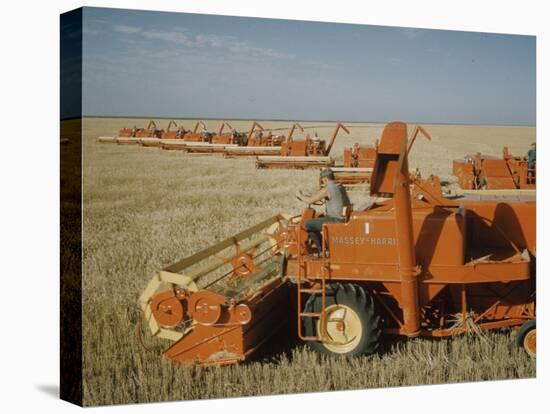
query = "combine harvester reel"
(453, 147, 536, 192)
(98, 120, 159, 144)
(140, 121, 536, 366)
(256, 123, 349, 169)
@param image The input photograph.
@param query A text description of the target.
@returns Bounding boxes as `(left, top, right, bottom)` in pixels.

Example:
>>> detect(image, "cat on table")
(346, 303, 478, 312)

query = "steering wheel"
(295, 194, 323, 205)
(295, 190, 325, 207)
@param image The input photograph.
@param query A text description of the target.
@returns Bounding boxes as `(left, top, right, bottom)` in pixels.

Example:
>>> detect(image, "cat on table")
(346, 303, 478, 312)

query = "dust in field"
(80, 117, 535, 406)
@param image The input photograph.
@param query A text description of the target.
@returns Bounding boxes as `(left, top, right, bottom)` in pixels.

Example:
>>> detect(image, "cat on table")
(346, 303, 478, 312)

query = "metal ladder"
(297, 228, 329, 341)
(527, 166, 536, 185)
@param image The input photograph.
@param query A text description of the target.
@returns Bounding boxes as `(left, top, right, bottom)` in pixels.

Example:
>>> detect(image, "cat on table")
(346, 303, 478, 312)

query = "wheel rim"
(317, 304, 362, 354)
(523, 329, 536, 357)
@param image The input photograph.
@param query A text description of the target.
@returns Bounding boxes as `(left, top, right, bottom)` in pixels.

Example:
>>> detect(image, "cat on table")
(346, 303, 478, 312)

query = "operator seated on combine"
(232, 128, 242, 145)
(527, 142, 536, 180)
(176, 126, 188, 138)
(200, 124, 211, 141)
(295, 168, 351, 256)
(351, 142, 360, 168)
(254, 130, 263, 144)
(312, 131, 320, 144)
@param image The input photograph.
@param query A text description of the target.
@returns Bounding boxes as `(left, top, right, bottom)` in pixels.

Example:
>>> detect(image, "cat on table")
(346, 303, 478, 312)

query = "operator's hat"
(320, 168, 334, 179)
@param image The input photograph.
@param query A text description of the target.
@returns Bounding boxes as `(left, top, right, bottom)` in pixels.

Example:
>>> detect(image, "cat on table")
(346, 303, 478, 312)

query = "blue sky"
(80, 7, 536, 125)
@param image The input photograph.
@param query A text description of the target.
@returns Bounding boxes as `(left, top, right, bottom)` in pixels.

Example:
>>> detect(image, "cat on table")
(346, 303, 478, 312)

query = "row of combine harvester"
(98, 119, 536, 192)
(98, 119, 425, 187)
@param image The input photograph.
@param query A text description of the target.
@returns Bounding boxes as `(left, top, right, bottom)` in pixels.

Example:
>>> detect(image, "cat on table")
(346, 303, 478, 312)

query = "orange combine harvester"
(97, 119, 186, 146)
(139, 120, 183, 147)
(453, 147, 536, 190)
(183, 122, 251, 154)
(223, 122, 298, 157)
(159, 121, 211, 150)
(98, 119, 160, 144)
(139, 121, 536, 366)
(255, 123, 351, 169)
(210, 122, 241, 145)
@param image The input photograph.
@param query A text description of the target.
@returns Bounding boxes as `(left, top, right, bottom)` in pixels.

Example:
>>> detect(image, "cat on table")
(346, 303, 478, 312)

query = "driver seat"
(342, 204, 353, 222)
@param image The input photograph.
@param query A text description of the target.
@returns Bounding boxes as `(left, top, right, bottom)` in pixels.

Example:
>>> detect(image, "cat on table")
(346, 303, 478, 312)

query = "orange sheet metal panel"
(134, 129, 155, 138)
(344, 146, 377, 168)
(508, 159, 536, 189)
(343, 149, 353, 167)
(300, 254, 529, 283)
(212, 134, 234, 144)
(376, 122, 407, 154)
(369, 158, 399, 195)
(453, 160, 476, 189)
(163, 278, 292, 365)
(482, 159, 512, 177)
(428, 260, 530, 283)
(184, 133, 207, 142)
(369, 122, 406, 196)
(118, 128, 134, 137)
(461, 200, 536, 254)
(324, 207, 466, 267)
(454, 281, 534, 320)
(332, 172, 371, 185)
(285, 141, 308, 156)
(161, 130, 179, 139)
(482, 159, 516, 189)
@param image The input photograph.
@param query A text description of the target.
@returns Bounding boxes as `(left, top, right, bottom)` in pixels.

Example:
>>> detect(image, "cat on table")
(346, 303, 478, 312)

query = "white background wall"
(0, 0, 547, 412)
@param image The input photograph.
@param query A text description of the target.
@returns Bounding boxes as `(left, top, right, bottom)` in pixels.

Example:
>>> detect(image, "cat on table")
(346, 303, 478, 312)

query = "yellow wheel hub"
(317, 304, 362, 354)
(524, 329, 536, 357)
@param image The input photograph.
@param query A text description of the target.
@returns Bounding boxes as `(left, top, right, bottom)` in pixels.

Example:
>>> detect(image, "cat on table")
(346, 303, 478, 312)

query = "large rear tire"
(516, 319, 536, 357)
(303, 283, 381, 357)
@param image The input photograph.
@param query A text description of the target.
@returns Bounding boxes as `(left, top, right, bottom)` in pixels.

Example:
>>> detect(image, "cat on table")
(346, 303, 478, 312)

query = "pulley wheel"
(150, 290, 185, 328)
(235, 304, 252, 324)
(192, 297, 222, 326)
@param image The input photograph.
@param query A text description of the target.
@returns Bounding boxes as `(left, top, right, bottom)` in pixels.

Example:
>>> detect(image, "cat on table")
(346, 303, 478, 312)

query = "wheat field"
(63, 117, 536, 406)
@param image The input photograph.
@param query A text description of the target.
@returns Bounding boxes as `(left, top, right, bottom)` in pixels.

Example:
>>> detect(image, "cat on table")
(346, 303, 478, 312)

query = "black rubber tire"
(516, 319, 536, 356)
(303, 283, 381, 357)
